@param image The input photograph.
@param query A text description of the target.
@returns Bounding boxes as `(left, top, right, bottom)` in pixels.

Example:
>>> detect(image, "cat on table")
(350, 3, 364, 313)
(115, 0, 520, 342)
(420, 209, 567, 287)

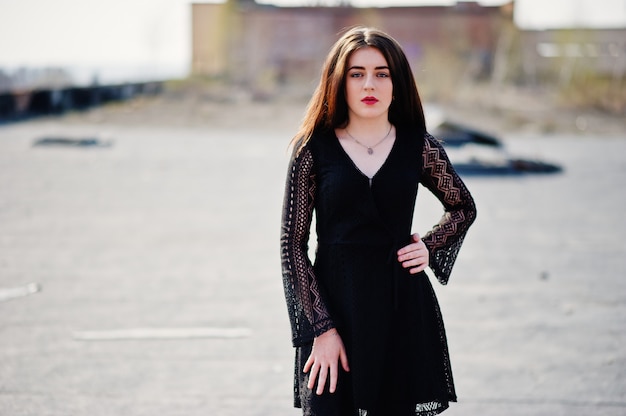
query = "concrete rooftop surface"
(0, 96, 625, 416)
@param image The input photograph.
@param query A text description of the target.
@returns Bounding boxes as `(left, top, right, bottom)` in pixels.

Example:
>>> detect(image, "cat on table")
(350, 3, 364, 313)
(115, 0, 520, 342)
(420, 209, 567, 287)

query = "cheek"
(384, 81, 394, 100)
(345, 81, 358, 98)
(345, 85, 362, 106)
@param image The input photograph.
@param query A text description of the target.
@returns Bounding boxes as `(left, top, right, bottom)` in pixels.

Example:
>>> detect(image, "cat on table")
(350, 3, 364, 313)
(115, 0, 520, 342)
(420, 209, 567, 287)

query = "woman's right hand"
(303, 329, 350, 395)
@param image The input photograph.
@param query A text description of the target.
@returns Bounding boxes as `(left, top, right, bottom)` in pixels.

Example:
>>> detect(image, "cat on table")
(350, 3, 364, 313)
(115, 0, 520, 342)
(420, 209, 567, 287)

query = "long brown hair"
(290, 26, 426, 156)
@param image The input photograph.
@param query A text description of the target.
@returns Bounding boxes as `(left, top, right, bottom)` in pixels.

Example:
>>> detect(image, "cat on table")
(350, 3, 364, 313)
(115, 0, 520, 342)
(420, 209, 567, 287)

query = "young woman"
(280, 27, 477, 416)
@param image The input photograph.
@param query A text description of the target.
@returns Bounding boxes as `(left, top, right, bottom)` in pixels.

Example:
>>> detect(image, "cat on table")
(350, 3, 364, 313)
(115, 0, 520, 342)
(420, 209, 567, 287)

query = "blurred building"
(493, 1, 626, 113)
(191, 0, 511, 88)
(516, 28, 625, 84)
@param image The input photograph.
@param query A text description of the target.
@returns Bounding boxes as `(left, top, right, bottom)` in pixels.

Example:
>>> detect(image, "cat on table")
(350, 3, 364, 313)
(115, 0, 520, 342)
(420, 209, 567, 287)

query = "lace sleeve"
(281, 147, 334, 346)
(420, 133, 477, 285)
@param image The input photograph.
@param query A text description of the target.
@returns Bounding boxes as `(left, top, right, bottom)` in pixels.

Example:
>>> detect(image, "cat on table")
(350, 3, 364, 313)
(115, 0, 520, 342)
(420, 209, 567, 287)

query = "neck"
(345, 117, 391, 141)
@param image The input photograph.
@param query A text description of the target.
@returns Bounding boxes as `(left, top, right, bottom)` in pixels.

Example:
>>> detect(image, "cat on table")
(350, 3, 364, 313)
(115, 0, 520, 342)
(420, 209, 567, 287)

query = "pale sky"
(514, 0, 626, 30)
(0, 0, 624, 84)
(0, 0, 192, 82)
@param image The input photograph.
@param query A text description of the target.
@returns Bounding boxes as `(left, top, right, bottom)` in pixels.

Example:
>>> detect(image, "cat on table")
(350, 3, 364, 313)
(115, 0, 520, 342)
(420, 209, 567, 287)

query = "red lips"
(361, 96, 379, 105)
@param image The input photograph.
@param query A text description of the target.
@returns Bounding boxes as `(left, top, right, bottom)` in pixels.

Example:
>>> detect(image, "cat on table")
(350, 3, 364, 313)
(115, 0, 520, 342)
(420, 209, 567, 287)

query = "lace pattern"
(282, 132, 474, 414)
(420, 134, 477, 284)
(281, 147, 334, 346)
(357, 401, 448, 416)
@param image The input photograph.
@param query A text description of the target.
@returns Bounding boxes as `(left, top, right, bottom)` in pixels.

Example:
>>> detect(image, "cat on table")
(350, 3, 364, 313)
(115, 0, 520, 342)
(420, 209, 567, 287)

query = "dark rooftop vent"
(33, 137, 112, 148)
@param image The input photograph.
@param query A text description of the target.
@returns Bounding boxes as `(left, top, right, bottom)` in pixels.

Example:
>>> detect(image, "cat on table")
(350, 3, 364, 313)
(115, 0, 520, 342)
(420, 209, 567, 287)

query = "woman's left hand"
(397, 233, 429, 274)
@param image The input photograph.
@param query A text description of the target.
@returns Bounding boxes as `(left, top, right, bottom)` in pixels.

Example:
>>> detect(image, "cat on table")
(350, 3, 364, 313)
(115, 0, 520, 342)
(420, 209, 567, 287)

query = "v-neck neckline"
(334, 127, 400, 183)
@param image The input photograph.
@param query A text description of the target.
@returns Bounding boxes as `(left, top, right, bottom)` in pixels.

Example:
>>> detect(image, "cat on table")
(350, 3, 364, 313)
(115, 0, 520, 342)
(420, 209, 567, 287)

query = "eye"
(349, 72, 363, 78)
(377, 72, 390, 78)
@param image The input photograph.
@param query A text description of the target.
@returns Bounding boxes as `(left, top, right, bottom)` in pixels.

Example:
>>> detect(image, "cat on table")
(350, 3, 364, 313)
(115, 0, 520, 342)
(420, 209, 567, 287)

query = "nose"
(363, 74, 375, 90)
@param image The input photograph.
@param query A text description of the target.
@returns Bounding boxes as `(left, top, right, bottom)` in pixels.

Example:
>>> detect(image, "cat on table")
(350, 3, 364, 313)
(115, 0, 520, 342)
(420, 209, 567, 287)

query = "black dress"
(281, 126, 477, 415)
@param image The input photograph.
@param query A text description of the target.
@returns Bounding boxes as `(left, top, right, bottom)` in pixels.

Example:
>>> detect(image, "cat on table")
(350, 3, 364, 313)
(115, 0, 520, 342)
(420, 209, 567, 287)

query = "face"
(344, 47, 393, 123)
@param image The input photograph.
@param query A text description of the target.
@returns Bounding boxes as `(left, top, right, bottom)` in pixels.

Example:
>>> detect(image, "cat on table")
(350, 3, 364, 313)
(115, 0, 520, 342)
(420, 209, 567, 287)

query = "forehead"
(347, 47, 388, 67)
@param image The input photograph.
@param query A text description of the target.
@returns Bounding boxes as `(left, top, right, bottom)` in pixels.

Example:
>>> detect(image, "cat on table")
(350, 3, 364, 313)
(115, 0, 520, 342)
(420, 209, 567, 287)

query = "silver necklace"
(345, 124, 393, 155)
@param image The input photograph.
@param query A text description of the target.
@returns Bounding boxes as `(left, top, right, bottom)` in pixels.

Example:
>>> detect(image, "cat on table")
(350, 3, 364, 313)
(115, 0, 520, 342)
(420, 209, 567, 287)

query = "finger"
(397, 244, 414, 256)
(410, 263, 427, 274)
(401, 253, 428, 268)
(406, 261, 427, 272)
(316, 365, 328, 395)
(412, 233, 421, 243)
(397, 245, 418, 258)
(398, 248, 425, 263)
(307, 363, 319, 390)
(409, 255, 429, 273)
(404, 258, 428, 272)
(397, 240, 425, 257)
(303, 354, 314, 374)
(340, 347, 350, 372)
(328, 361, 338, 394)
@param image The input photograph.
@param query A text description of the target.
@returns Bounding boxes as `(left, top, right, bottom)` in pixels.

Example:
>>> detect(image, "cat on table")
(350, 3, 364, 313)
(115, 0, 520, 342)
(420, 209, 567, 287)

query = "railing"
(0, 81, 163, 122)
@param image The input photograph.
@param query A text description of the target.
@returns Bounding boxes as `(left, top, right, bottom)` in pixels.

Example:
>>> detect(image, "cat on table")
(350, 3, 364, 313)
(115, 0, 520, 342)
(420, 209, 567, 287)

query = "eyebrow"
(348, 65, 390, 70)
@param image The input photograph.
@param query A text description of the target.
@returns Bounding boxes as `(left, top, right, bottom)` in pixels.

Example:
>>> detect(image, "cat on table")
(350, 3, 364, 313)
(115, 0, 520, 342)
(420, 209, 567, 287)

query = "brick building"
(191, 0, 510, 89)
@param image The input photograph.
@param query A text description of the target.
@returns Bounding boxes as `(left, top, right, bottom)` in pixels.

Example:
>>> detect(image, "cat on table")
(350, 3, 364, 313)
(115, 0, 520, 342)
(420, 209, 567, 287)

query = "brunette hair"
(291, 26, 426, 155)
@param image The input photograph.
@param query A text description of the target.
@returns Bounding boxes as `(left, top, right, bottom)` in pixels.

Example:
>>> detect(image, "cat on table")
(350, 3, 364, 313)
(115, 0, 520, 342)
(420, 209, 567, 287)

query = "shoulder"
(290, 130, 335, 172)
(309, 129, 335, 148)
(423, 132, 445, 151)
(290, 129, 328, 159)
(300, 129, 337, 161)
(421, 132, 453, 171)
(422, 132, 448, 156)
(394, 124, 426, 152)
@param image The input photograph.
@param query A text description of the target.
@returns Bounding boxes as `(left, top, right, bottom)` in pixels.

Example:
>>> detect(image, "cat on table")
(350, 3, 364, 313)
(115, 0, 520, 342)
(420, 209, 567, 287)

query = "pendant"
(367, 148, 373, 155)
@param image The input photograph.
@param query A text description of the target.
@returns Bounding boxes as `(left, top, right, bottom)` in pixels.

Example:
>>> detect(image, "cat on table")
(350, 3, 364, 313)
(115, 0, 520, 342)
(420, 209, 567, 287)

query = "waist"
(318, 236, 410, 248)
